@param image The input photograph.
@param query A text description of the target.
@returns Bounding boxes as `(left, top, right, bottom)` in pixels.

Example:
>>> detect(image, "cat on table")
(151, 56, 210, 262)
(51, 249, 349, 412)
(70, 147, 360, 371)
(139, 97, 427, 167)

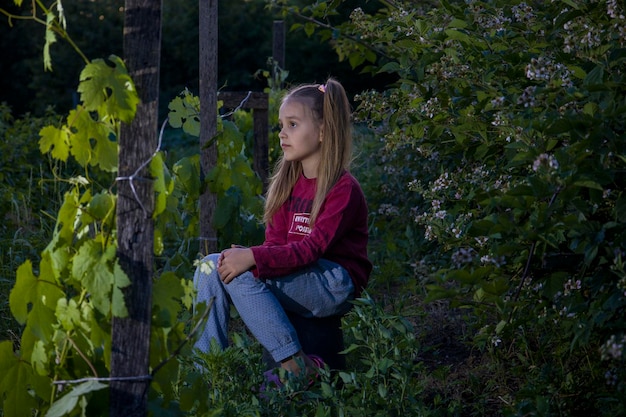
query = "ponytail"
(314, 78, 352, 224)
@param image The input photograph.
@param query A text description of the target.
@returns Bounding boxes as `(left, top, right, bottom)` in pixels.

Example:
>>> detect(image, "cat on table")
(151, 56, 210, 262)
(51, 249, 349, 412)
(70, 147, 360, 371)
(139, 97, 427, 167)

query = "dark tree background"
(0, 0, 390, 120)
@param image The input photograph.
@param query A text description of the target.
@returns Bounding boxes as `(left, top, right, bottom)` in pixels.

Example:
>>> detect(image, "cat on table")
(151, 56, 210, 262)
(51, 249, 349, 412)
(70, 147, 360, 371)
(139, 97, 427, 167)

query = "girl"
(193, 77, 372, 384)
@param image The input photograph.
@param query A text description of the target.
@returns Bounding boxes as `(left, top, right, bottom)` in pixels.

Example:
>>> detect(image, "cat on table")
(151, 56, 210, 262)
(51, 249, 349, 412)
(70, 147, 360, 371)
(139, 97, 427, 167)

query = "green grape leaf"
(112, 261, 130, 318)
(39, 125, 70, 162)
(87, 191, 115, 221)
(168, 90, 201, 137)
(219, 120, 244, 155)
(56, 298, 82, 332)
(10, 255, 64, 344)
(88, 318, 111, 369)
(0, 341, 16, 375)
(51, 190, 80, 250)
(173, 155, 200, 197)
(31, 372, 53, 406)
(181, 278, 195, 310)
(152, 272, 184, 327)
(31, 340, 49, 376)
(150, 152, 168, 219)
(25, 304, 57, 344)
(67, 105, 118, 171)
(43, 11, 57, 71)
(232, 156, 255, 178)
(72, 242, 125, 316)
(10, 260, 38, 324)
(93, 129, 118, 172)
(45, 380, 107, 417)
(67, 107, 95, 166)
(213, 189, 240, 228)
(150, 356, 179, 405)
(0, 353, 37, 417)
(154, 227, 164, 256)
(78, 55, 138, 124)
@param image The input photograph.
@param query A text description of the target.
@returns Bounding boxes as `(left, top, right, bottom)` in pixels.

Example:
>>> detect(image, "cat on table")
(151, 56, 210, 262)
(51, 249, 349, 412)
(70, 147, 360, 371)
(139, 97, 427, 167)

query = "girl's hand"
(217, 246, 255, 284)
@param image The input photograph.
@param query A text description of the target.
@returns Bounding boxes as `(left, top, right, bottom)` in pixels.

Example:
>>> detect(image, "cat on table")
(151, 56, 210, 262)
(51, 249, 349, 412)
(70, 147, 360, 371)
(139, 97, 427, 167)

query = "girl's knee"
(222, 272, 265, 296)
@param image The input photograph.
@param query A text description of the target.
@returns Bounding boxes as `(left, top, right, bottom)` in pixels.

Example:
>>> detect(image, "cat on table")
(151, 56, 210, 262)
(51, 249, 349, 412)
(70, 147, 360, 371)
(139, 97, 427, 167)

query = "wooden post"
(253, 107, 269, 190)
(110, 0, 161, 415)
(272, 20, 285, 89)
(198, 0, 218, 256)
(272, 20, 285, 69)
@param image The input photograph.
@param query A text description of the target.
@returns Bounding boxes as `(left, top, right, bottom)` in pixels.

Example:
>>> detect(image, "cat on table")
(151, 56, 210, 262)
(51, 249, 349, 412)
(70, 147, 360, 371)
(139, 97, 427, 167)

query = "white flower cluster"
(607, 0, 623, 18)
(600, 334, 626, 361)
(525, 56, 573, 88)
(420, 97, 440, 119)
(377, 203, 400, 217)
(480, 254, 506, 268)
(451, 247, 475, 268)
(428, 54, 471, 80)
(606, 0, 626, 45)
(562, 15, 603, 54)
(605, 369, 619, 386)
(350, 7, 365, 22)
(563, 278, 582, 296)
(512, 2, 535, 23)
(517, 86, 537, 108)
(532, 153, 559, 172)
(430, 172, 450, 192)
(491, 96, 506, 108)
(473, 7, 511, 33)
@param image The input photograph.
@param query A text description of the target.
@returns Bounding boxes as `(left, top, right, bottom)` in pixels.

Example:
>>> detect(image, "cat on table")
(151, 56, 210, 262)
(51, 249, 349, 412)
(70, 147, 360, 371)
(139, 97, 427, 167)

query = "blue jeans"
(193, 253, 355, 362)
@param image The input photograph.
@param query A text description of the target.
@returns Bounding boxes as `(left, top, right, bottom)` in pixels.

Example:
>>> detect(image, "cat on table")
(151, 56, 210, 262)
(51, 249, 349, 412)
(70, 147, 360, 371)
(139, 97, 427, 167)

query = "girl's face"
(278, 100, 323, 178)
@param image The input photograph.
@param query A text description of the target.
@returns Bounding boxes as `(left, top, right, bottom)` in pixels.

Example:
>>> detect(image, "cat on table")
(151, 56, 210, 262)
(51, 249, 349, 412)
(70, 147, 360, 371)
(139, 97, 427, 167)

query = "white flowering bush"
(273, 0, 626, 414)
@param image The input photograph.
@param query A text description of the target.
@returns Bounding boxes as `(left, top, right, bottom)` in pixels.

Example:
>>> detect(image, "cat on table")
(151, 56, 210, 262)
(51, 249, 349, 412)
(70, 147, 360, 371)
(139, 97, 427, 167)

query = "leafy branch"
(0, 0, 89, 69)
(267, 1, 392, 63)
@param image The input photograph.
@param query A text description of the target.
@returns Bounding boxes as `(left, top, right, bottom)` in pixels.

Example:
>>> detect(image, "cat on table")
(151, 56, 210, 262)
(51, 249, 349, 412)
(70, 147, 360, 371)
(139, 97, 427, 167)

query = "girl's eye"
(276, 122, 297, 131)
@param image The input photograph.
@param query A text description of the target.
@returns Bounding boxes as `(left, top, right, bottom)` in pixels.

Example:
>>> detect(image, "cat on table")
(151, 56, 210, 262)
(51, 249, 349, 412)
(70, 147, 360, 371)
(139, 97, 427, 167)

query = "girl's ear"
(319, 125, 324, 142)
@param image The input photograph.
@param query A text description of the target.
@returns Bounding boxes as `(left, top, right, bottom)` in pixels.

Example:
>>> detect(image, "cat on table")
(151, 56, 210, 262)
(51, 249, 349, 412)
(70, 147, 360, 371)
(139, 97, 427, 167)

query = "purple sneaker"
(258, 354, 326, 397)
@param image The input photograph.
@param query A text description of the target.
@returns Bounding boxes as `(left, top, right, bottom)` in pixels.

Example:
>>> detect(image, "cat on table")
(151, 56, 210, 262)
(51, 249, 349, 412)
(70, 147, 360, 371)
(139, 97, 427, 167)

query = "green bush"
(162, 294, 432, 417)
(1, 57, 265, 416)
(0, 103, 65, 343)
(279, 0, 626, 415)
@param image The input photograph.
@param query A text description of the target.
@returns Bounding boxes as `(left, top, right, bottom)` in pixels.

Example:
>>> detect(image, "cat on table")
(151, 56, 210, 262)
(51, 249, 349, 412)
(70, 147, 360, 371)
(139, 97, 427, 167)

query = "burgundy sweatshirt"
(250, 171, 372, 296)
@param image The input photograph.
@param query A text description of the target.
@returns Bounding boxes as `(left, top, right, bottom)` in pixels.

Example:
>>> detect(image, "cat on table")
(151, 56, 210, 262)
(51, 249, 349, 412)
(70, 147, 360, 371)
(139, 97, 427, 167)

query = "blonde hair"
(263, 78, 352, 226)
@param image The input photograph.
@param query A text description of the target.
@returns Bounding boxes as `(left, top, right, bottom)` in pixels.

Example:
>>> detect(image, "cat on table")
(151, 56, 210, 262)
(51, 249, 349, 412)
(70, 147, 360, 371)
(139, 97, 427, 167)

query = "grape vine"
(1, 50, 266, 415)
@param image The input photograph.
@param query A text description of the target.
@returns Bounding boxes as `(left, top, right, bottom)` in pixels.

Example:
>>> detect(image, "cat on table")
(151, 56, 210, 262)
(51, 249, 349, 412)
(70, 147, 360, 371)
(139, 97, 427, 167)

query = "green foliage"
(167, 89, 265, 248)
(2, 57, 131, 417)
(1, 48, 269, 417)
(0, 55, 201, 417)
(0, 104, 66, 345)
(332, 297, 428, 416)
(38, 55, 136, 174)
(0, 0, 125, 116)
(1, 0, 90, 71)
(277, 0, 626, 415)
(4, 0, 626, 415)
(148, 294, 434, 417)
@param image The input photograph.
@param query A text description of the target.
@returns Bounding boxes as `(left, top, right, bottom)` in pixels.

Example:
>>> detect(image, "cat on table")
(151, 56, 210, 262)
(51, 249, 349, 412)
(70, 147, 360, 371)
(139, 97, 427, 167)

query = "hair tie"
(318, 84, 326, 93)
